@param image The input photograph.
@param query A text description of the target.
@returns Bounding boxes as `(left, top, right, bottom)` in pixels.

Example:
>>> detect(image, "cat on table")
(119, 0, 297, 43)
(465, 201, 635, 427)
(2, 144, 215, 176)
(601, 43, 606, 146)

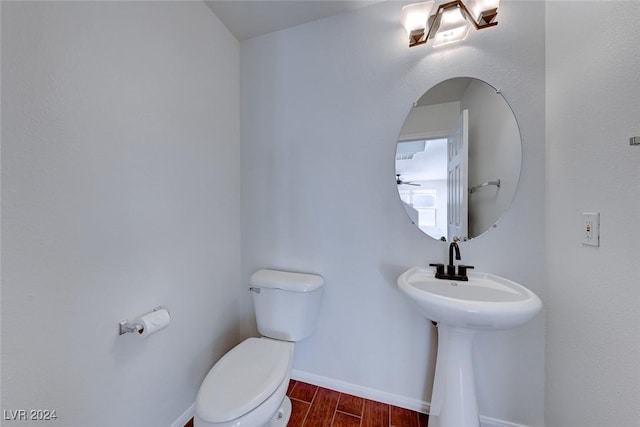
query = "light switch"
(582, 213, 600, 247)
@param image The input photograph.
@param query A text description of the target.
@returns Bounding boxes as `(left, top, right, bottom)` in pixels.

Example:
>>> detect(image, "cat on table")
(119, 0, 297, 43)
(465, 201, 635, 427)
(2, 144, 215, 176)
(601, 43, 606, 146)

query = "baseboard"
(291, 369, 530, 427)
(479, 416, 531, 427)
(170, 402, 195, 427)
(291, 369, 430, 414)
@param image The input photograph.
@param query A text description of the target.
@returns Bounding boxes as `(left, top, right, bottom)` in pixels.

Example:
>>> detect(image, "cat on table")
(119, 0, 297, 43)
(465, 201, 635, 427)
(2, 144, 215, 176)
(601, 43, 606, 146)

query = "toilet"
(194, 269, 324, 427)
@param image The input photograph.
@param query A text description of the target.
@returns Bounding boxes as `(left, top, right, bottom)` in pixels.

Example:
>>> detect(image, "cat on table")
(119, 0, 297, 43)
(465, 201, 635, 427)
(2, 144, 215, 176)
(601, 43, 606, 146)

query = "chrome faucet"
(429, 239, 474, 281)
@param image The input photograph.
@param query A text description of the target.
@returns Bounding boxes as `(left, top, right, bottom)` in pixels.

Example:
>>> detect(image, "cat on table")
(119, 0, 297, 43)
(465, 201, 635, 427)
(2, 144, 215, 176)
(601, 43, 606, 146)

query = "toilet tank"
(249, 269, 324, 341)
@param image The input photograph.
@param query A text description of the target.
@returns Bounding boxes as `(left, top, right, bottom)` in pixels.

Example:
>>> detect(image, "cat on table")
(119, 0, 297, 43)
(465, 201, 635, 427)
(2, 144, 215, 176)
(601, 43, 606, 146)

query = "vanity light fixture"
(401, 0, 499, 48)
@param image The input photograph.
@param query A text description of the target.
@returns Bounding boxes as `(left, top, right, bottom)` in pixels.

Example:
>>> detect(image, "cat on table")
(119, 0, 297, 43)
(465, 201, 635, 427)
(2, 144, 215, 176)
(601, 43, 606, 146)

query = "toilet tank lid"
(250, 269, 324, 292)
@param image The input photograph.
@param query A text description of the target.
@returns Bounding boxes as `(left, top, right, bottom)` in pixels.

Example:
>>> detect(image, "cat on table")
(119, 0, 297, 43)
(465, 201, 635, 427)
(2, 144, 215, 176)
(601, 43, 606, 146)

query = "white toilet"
(194, 269, 324, 427)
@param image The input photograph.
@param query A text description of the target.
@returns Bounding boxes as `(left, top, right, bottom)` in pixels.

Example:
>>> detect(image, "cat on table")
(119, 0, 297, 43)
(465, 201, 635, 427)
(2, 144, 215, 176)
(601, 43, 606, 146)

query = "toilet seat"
(196, 337, 293, 424)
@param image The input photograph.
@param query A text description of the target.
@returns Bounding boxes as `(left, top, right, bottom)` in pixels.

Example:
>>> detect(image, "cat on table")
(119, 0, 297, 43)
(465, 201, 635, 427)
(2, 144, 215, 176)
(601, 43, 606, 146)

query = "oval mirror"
(395, 77, 521, 242)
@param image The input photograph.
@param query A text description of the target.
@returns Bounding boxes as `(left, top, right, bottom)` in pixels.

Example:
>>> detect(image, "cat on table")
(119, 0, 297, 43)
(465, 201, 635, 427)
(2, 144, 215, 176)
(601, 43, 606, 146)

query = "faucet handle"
(457, 265, 474, 278)
(429, 263, 445, 277)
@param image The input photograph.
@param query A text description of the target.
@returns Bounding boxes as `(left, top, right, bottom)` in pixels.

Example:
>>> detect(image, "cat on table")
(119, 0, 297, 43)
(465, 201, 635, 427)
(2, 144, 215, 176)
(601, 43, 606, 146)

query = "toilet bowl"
(194, 269, 324, 427)
(195, 337, 293, 427)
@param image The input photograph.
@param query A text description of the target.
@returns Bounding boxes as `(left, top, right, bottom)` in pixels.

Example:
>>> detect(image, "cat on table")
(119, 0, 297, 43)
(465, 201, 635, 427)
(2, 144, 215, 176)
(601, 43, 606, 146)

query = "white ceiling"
(204, 1, 383, 41)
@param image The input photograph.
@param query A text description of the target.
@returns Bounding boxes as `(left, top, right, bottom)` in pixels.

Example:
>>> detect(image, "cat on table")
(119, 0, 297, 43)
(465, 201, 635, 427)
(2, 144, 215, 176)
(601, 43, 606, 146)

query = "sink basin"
(397, 266, 541, 329)
(397, 266, 542, 427)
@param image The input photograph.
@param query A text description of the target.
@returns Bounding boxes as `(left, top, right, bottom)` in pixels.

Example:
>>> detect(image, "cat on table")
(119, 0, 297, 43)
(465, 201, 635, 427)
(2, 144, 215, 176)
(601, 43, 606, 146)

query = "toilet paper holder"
(118, 306, 167, 336)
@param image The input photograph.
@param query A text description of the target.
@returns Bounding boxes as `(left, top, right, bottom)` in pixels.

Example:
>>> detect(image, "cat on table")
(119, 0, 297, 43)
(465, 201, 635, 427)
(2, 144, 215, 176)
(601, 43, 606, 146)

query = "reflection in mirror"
(396, 77, 521, 242)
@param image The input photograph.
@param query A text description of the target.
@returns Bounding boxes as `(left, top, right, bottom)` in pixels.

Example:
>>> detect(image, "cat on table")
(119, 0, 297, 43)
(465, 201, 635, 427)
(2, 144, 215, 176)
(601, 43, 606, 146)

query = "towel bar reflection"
(469, 179, 501, 194)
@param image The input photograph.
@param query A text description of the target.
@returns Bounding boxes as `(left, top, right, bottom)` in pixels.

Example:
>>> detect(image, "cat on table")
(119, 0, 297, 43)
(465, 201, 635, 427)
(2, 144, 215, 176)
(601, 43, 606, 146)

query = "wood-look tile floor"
(287, 380, 428, 427)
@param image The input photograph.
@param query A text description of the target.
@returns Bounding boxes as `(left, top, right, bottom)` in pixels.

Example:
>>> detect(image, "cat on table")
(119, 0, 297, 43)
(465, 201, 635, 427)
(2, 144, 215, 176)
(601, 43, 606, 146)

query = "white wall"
(545, 2, 640, 426)
(241, 2, 545, 425)
(1, 2, 240, 426)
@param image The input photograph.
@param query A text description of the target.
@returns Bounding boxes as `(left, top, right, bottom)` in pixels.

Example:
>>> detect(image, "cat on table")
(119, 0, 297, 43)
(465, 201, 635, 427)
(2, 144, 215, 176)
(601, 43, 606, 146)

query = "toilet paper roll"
(135, 308, 170, 338)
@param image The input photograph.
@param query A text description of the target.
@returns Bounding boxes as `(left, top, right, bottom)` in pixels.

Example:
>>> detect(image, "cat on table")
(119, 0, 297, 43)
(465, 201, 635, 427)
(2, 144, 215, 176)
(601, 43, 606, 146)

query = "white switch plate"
(582, 212, 600, 247)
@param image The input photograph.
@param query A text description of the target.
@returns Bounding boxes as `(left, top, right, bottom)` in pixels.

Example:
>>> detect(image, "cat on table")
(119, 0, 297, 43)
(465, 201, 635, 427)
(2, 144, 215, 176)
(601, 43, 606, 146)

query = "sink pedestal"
(428, 324, 479, 427)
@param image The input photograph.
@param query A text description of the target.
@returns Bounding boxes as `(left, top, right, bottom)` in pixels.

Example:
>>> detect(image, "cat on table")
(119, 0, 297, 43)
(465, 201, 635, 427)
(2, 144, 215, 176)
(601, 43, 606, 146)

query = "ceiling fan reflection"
(396, 174, 421, 186)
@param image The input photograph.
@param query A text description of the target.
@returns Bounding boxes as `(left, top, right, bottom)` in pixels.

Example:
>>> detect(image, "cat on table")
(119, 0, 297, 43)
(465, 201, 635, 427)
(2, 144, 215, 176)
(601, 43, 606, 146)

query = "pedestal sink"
(397, 266, 542, 427)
